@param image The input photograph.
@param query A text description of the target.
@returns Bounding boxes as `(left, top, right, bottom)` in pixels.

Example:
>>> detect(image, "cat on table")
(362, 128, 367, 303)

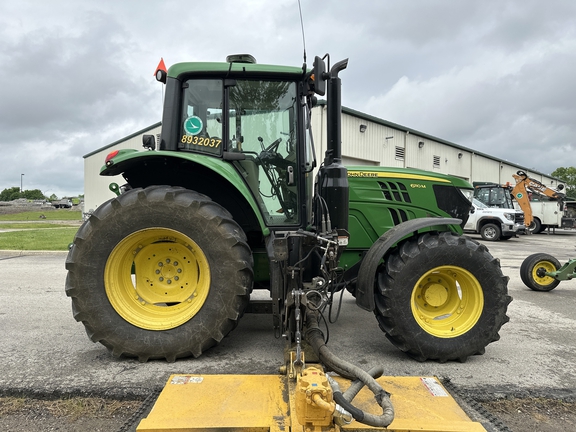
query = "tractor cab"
(151, 55, 318, 229)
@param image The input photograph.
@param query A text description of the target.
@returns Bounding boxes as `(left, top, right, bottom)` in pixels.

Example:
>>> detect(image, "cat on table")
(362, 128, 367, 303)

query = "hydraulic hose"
(342, 366, 384, 401)
(304, 309, 394, 428)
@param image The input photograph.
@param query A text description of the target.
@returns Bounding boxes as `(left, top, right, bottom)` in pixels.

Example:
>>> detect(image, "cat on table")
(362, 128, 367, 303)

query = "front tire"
(65, 186, 253, 361)
(480, 223, 501, 241)
(520, 253, 561, 291)
(374, 232, 511, 362)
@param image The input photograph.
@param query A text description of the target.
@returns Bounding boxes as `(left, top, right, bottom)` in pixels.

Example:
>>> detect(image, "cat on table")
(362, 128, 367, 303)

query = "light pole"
(20, 174, 24, 193)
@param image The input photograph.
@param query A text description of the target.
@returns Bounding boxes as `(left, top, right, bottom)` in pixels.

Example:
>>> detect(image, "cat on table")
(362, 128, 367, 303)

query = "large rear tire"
(374, 232, 511, 362)
(65, 186, 253, 361)
(520, 253, 561, 291)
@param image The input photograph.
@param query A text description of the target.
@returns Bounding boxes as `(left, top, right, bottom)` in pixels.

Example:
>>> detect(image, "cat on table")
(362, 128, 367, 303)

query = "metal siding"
(84, 107, 560, 209)
(501, 165, 520, 186)
(471, 154, 501, 183)
(341, 112, 403, 167)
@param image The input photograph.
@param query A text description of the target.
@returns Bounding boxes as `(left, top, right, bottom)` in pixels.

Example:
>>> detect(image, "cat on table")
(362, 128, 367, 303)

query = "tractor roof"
(168, 61, 305, 79)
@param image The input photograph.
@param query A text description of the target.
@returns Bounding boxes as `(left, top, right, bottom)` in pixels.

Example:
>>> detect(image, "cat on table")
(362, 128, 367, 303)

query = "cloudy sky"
(1, 0, 575, 198)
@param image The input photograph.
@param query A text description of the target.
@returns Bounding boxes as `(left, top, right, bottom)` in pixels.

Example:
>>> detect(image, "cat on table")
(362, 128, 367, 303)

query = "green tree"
(22, 189, 46, 200)
(551, 167, 576, 199)
(0, 187, 22, 201)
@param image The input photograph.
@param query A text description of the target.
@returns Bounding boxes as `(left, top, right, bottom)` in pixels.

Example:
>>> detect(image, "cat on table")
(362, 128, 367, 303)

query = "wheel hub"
(423, 283, 449, 307)
(535, 266, 548, 278)
(412, 266, 484, 338)
(105, 228, 210, 331)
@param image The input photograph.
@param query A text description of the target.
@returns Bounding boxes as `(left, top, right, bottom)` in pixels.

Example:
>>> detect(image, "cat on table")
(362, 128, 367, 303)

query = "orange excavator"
(511, 170, 565, 229)
(473, 171, 575, 233)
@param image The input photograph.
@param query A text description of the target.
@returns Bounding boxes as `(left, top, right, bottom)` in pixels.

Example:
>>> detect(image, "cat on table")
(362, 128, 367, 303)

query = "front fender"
(355, 217, 462, 312)
(101, 150, 269, 236)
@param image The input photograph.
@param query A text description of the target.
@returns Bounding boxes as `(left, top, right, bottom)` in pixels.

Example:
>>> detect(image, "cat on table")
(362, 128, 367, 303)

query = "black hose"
(304, 309, 394, 428)
(342, 366, 384, 401)
(333, 391, 365, 422)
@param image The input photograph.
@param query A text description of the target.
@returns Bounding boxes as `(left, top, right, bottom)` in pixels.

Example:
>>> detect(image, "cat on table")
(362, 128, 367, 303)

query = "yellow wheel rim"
(532, 260, 557, 286)
(104, 228, 210, 330)
(411, 265, 484, 338)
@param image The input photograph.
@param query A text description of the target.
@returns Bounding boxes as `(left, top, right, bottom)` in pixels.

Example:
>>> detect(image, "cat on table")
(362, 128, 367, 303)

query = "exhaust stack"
(318, 58, 349, 231)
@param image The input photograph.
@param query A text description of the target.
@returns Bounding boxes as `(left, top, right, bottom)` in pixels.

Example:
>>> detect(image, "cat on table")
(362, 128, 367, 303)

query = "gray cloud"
(1, 0, 575, 196)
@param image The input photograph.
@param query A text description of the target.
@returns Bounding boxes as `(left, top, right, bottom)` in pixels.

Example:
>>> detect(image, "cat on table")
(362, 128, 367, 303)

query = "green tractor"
(66, 54, 511, 364)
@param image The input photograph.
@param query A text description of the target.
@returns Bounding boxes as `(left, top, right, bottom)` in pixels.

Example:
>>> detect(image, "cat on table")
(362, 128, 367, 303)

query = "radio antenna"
(298, 0, 306, 63)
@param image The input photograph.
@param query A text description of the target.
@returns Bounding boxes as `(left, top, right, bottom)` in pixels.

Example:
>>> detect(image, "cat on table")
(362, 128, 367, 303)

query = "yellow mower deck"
(137, 373, 486, 432)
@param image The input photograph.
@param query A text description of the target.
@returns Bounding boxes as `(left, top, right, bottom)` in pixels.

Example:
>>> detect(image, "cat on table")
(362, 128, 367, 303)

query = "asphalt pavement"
(1, 231, 576, 401)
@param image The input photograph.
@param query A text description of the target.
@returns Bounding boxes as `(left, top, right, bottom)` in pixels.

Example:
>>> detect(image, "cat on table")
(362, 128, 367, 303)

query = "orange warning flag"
(154, 58, 167, 75)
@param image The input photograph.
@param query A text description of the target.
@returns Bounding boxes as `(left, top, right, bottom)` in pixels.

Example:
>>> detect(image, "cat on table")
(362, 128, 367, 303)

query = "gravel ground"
(1, 395, 575, 431)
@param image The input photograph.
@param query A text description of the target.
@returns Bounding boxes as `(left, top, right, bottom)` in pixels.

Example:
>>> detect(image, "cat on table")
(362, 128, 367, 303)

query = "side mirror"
(142, 134, 156, 151)
(312, 56, 326, 96)
(470, 207, 475, 214)
(155, 69, 167, 84)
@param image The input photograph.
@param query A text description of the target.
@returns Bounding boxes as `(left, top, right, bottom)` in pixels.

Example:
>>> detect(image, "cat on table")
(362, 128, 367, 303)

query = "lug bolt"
(177, 268, 182, 273)
(167, 279, 172, 284)
(174, 276, 179, 281)
(159, 277, 164, 281)
(166, 258, 171, 263)
(155, 269, 160, 274)
(174, 261, 178, 266)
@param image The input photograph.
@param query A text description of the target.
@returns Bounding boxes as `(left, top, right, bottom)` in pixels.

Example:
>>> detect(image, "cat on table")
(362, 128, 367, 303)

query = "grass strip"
(0, 223, 79, 229)
(0, 227, 78, 251)
(0, 210, 82, 221)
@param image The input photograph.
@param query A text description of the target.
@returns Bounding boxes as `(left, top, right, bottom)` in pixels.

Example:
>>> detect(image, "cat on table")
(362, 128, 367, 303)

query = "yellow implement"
(137, 372, 486, 432)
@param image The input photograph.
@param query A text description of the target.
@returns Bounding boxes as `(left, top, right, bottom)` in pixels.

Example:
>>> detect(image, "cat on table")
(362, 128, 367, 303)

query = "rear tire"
(520, 253, 561, 291)
(65, 186, 253, 361)
(374, 232, 511, 362)
(480, 223, 501, 241)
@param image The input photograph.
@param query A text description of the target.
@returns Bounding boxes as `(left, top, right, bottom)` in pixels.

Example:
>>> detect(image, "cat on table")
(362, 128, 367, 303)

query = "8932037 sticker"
(180, 135, 222, 148)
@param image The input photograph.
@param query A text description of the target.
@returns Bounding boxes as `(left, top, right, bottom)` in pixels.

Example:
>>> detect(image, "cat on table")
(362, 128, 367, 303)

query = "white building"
(83, 106, 559, 213)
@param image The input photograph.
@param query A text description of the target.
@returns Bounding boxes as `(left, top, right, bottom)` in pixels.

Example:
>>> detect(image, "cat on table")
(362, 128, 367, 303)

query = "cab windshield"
(229, 80, 298, 225)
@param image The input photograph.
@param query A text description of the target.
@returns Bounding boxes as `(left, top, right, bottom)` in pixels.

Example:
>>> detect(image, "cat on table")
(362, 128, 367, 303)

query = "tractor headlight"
(504, 213, 514, 221)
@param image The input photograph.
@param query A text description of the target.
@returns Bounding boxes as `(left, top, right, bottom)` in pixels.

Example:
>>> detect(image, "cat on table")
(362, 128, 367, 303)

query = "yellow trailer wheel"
(520, 253, 561, 291)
